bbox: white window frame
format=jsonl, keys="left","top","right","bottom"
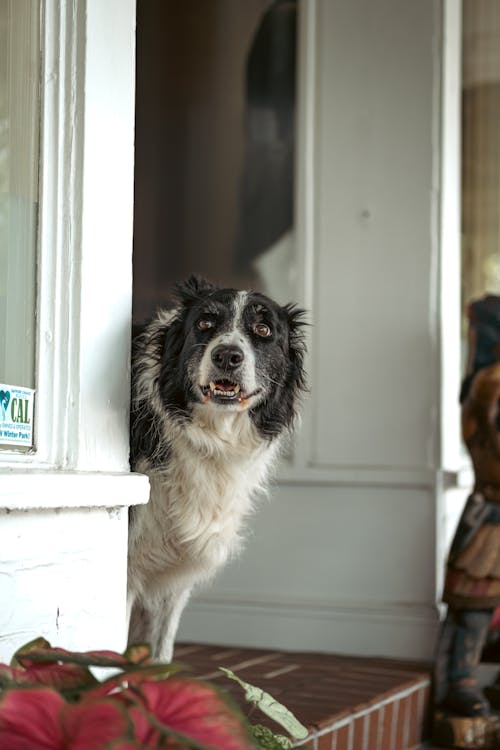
{"left": 439, "top": 0, "right": 463, "bottom": 477}
{"left": 0, "top": 0, "right": 149, "bottom": 507}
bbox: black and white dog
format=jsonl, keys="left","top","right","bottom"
{"left": 127, "top": 276, "right": 306, "bottom": 661}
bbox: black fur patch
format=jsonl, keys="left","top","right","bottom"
{"left": 130, "top": 276, "right": 307, "bottom": 467}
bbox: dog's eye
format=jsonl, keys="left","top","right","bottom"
{"left": 254, "top": 323, "right": 272, "bottom": 338}
{"left": 196, "top": 318, "right": 215, "bottom": 332}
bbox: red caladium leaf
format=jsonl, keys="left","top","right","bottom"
{"left": 16, "top": 646, "right": 138, "bottom": 670}
{"left": 0, "top": 686, "right": 66, "bottom": 749}
{"left": 85, "top": 663, "right": 182, "bottom": 701}
{"left": 2, "top": 641, "right": 258, "bottom": 750}
{"left": 61, "top": 697, "right": 132, "bottom": 750}
{"left": 14, "top": 638, "right": 151, "bottom": 669}
{"left": 0, "top": 661, "right": 97, "bottom": 694}
{"left": 12, "top": 639, "right": 152, "bottom": 683}
{"left": 0, "top": 687, "right": 133, "bottom": 750}
{"left": 130, "top": 679, "right": 255, "bottom": 750}
{"left": 0, "top": 664, "right": 27, "bottom": 688}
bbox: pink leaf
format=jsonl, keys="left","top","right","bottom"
{"left": 29, "top": 663, "right": 97, "bottom": 693}
{"left": 0, "top": 659, "right": 97, "bottom": 693}
{"left": 131, "top": 679, "right": 254, "bottom": 750}
{"left": 61, "top": 698, "right": 131, "bottom": 750}
{"left": 16, "top": 646, "right": 134, "bottom": 670}
{"left": 85, "top": 664, "right": 181, "bottom": 701}
{"left": 0, "top": 664, "right": 29, "bottom": 687}
{"left": 0, "top": 687, "right": 65, "bottom": 749}
{"left": 13, "top": 637, "right": 151, "bottom": 670}
{"left": 0, "top": 688, "right": 132, "bottom": 750}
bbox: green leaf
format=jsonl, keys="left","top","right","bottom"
{"left": 14, "top": 645, "right": 153, "bottom": 671}
{"left": 16, "top": 649, "right": 128, "bottom": 669}
{"left": 10, "top": 637, "right": 51, "bottom": 668}
{"left": 122, "top": 644, "right": 151, "bottom": 665}
{"left": 219, "top": 668, "right": 308, "bottom": 741}
{"left": 251, "top": 724, "right": 294, "bottom": 749}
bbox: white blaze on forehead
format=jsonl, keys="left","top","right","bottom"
{"left": 213, "top": 290, "right": 252, "bottom": 352}
{"left": 197, "top": 291, "right": 258, "bottom": 391}
{"left": 233, "top": 290, "right": 248, "bottom": 325}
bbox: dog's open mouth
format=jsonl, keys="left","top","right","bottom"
{"left": 201, "top": 379, "right": 243, "bottom": 402}
{"left": 200, "top": 380, "right": 259, "bottom": 404}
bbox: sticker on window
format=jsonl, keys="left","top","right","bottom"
{"left": 0, "top": 384, "right": 35, "bottom": 447}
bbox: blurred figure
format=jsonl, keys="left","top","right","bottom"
{"left": 435, "top": 295, "right": 500, "bottom": 719}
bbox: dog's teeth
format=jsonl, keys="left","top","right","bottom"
{"left": 209, "top": 381, "right": 216, "bottom": 392}
{"left": 234, "top": 385, "right": 240, "bottom": 393}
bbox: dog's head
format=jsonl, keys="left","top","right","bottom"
{"left": 138, "top": 276, "right": 307, "bottom": 439}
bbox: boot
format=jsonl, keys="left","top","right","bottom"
{"left": 444, "top": 678, "right": 490, "bottom": 717}
{"left": 434, "top": 608, "right": 493, "bottom": 717}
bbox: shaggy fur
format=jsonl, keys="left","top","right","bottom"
{"left": 128, "top": 276, "right": 306, "bottom": 661}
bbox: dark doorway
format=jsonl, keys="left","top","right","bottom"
{"left": 132, "top": 0, "right": 298, "bottom": 323}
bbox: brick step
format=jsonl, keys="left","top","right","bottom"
{"left": 173, "top": 643, "right": 432, "bottom": 749}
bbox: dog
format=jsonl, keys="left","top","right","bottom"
{"left": 127, "top": 276, "right": 306, "bottom": 661}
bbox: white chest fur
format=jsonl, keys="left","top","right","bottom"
{"left": 128, "top": 407, "right": 280, "bottom": 598}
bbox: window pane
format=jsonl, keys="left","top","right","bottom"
{"left": 0, "top": 0, "right": 40, "bottom": 390}
{"left": 133, "top": 0, "right": 298, "bottom": 321}
{"left": 462, "top": 0, "right": 500, "bottom": 315}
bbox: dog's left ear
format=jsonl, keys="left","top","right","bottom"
{"left": 174, "top": 275, "right": 217, "bottom": 306}
{"left": 283, "top": 303, "right": 308, "bottom": 394}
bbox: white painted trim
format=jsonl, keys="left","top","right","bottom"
{"left": 1, "top": 0, "right": 136, "bottom": 476}
{"left": 290, "top": 0, "right": 317, "bottom": 473}
{"left": 76, "top": 0, "right": 136, "bottom": 472}
{"left": 295, "top": 0, "right": 317, "bottom": 316}
{"left": 32, "top": 0, "right": 85, "bottom": 469}
{"left": 179, "top": 595, "right": 440, "bottom": 660}
{"left": 188, "top": 590, "right": 437, "bottom": 617}
{"left": 439, "top": 0, "right": 462, "bottom": 474}
{"left": 434, "top": 0, "right": 464, "bottom": 598}
{"left": 0, "top": 470, "right": 149, "bottom": 510}
{"left": 276, "top": 462, "right": 459, "bottom": 489}
{"left": 0, "top": 0, "right": 82, "bottom": 468}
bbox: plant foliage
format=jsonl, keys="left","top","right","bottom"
{"left": 0, "top": 639, "right": 311, "bottom": 750}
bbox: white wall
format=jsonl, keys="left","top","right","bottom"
{"left": 179, "top": 0, "right": 451, "bottom": 660}
{"left": 0, "top": 505, "right": 128, "bottom": 659}
{"left": 0, "top": 0, "right": 149, "bottom": 663}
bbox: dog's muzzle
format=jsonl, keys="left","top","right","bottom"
{"left": 199, "top": 344, "right": 262, "bottom": 405}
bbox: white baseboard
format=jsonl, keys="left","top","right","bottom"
{"left": 178, "top": 595, "right": 440, "bottom": 661}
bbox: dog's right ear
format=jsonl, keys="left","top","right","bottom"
{"left": 173, "top": 275, "right": 217, "bottom": 306}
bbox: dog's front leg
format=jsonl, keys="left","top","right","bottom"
{"left": 127, "top": 587, "right": 191, "bottom": 663}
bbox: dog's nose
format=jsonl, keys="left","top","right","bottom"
{"left": 211, "top": 344, "right": 244, "bottom": 370}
